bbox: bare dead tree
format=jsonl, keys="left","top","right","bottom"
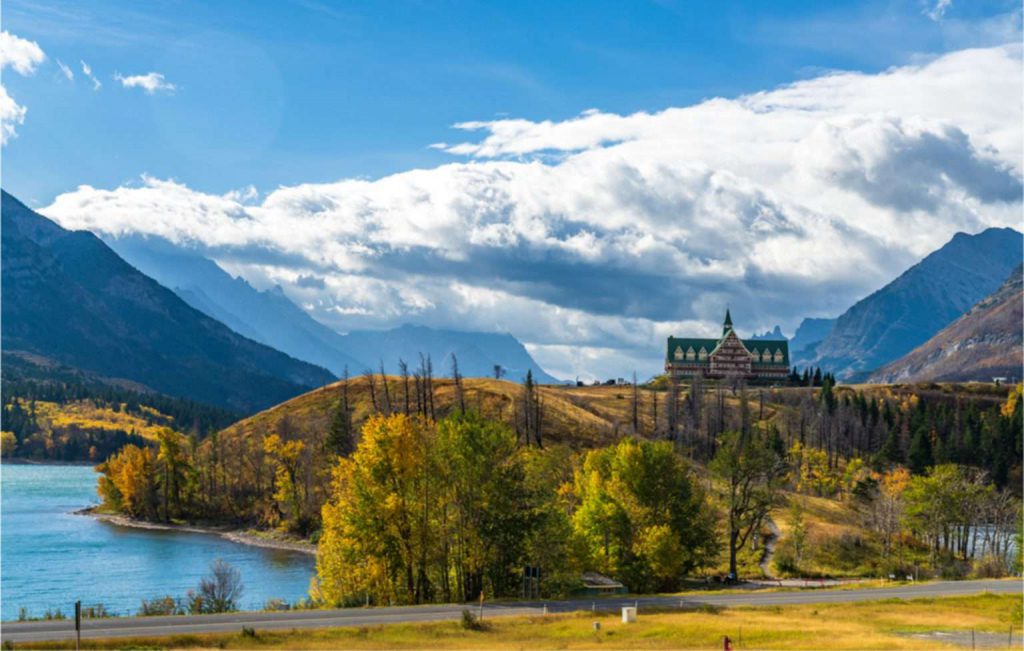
{"left": 521, "top": 370, "right": 543, "bottom": 447}
{"left": 398, "top": 359, "right": 410, "bottom": 415}
{"left": 667, "top": 376, "right": 680, "bottom": 443}
{"left": 413, "top": 371, "right": 423, "bottom": 416}
{"left": 426, "top": 354, "right": 436, "bottom": 420}
{"left": 365, "top": 369, "right": 378, "bottom": 413}
{"left": 631, "top": 371, "right": 640, "bottom": 435}
{"left": 379, "top": 360, "right": 392, "bottom": 414}
{"left": 650, "top": 385, "right": 658, "bottom": 437}
{"left": 451, "top": 353, "right": 465, "bottom": 412}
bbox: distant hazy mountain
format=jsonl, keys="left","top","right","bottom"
{"left": 102, "top": 237, "right": 560, "bottom": 383}
{"left": 806, "top": 227, "right": 1023, "bottom": 380}
{"left": 1, "top": 191, "right": 335, "bottom": 413}
{"left": 345, "top": 324, "right": 561, "bottom": 384}
{"left": 789, "top": 317, "right": 837, "bottom": 366}
{"left": 750, "top": 325, "right": 786, "bottom": 340}
{"left": 106, "top": 236, "right": 366, "bottom": 376}
{"left": 868, "top": 266, "right": 1023, "bottom": 384}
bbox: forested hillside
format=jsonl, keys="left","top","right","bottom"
{"left": 1, "top": 377, "right": 238, "bottom": 461}
{"left": 1, "top": 190, "right": 335, "bottom": 413}
{"left": 94, "top": 369, "right": 1021, "bottom": 602}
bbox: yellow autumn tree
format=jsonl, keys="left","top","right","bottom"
{"left": 871, "top": 466, "right": 910, "bottom": 559}
{"left": 263, "top": 433, "right": 308, "bottom": 532}
{"left": 1001, "top": 383, "right": 1022, "bottom": 418}
{"left": 316, "top": 413, "right": 435, "bottom": 606}
{"left": 97, "top": 444, "right": 157, "bottom": 519}
{"left": 0, "top": 431, "right": 16, "bottom": 457}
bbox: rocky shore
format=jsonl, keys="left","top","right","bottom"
{"left": 77, "top": 507, "right": 316, "bottom": 555}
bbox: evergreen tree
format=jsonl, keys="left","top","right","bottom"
{"left": 878, "top": 423, "right": 904, "bottom": 466}
{"left": 907, "top": 425, "right": 933, "bottom": 475}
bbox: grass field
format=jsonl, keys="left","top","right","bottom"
{"left": 19, "top": 593, "right": 1021, "bottom": 650}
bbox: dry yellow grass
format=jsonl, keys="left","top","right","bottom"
{"left": 21, "top": 593, "right": 1020, "bottom": 650}
{"left": 218, "top": 376, "right": 649, "bottom": 449}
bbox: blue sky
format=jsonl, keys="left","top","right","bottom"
{"left": 4, "top": 1, "right": 1022, "bottom": 380}
{"left": 4, "top": 0, "right": 1019, "bottom": 204}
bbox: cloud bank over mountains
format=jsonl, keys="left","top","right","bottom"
{"left": 43, "top": 44, "right": 1023, "bottom": 380}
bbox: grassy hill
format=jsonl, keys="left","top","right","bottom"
{"left": 218, "top": 375, "right": 1014, "bottom": 456}
{"left": 218, "top": 376, "right": 656, "bottom": 449}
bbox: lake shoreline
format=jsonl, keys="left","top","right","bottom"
{"left": 2, "top": 458, "right": 96, "bottom": 466}
{"left": 77, "top": 507, "right": 317, "bottom": 556}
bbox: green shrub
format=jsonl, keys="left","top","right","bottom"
{"left": 461, "top": 608, "right": 486, "bottom": 631}
{"left": 772, "top": 542, "right": 800, "bottom": 577}
{"left": 971, "top": 554, "right": 1009, "bottom": 578}
{"left": 140, "top": 595, "right": 182, "bottom": 616}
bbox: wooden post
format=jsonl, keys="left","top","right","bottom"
{"left": 74, "top": 600, "right": 81, "bottom": 651}
{"left": 478, "top": 591, "right": 484, "bottom": 621}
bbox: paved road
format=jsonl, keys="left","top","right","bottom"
{"left": 2, "top": 579, "right": 1018, "bottom": 644}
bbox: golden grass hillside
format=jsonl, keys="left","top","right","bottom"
{"left": 218, "top": 376, "right": 1012, "bottom": 451}
{"left": 218, "top": 376, "right": 662, "bottom": 449}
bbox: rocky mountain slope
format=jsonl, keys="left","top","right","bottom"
{"left": 868, "top": 266, "right": 1022, "bottom": 384}
{"left": 805, "top": 227, "right": 1022, "bottom": 380}
{"left": 789, "top": 317, "right": 837, "bottom": 366}
{"left": 1, "top": 191, "right": 335, "bottom": 413}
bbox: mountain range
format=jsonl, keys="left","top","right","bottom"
{"left": 103, "top": 235, "right": 560, "bottom": 383}
{"left": 788, "top": 318, "right": 837, "bottom": 366}
{"left": 1, "top": 191, "right": 335, "bottom": 414}
{"left": 799, "top": 227, "right": 1022, "bottom": 380}
{"left": 868, "top": 265, "right": 1023, "bottom": 384}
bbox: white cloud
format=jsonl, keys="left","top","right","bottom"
{"left": 43, "top": 44, "right": 1023, "bottom": 378}
{"left": 81, "top": 60, "right": 101, "bottom": 90}
{"left": 56, "top": 59, "right": 74, "bottom": 81}
{"left": 0, "top": 86, "right": 28, "bottom": 145}
{"left": 0, "top": 31, "right": 45, "bottom": 75}
{"left": 0, "top": 31, "right": 45, "bottom": 144}
{"left": 114, "top": 71, "right": 175, "bottom": 95}
{"left": 927, "top": 0, "right": 954, "bottom": 21}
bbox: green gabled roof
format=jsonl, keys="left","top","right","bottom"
{"left": 666, "top": 337, "right": 719, "bottom": 360}
{"left": 742, "top": 339, "right": 789, "bottom": 364}
{"left": 667, "top": 336, "right": 790, "bottom": 364}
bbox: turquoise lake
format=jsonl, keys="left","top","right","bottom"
{"left": 1, "top": 464, "right": 316, "bottom": 620}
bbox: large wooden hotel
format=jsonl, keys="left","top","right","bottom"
{"left": 665, "top": 310, "right": 789, "bottom": 383}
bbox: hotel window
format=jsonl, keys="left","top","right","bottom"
{"left": 686, "top": 347, "right": 696, "bottom": 361}
{"left": 774, "top": 349, "right": 784, "bottom": 363}
{"left": 674, "top": 346, "right": 684, "bottom": 360}
{"left": 698, "top": 347, "right": 708, "bottom": 360}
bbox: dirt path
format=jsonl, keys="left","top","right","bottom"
{"left": 759, "top": 515, "right": 781, "bottom": 578}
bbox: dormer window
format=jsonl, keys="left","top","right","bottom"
{"left": 686, "top": 346, "right": 696, "bottom": 361}
{"left": 774, "top": 349, "right": 784, "bottom": 363}
{"left": 762, "top": 350, "right": 772, "bottom": 363}
{"left": 674, "top": 346, "right": 684, "bottom": 360}
{"left": 698, "top": 347, "right": 708, "bottom": 360}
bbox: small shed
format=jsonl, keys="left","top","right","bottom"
{"left": 577, "top": 572, "right": 627, "bottom": 596}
